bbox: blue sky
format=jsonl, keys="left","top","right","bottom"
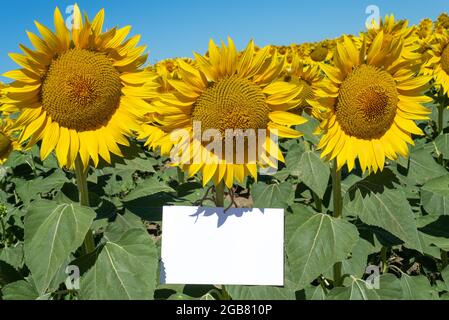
{"left": 0, "top": 0, "right": 447, "bottom": 79}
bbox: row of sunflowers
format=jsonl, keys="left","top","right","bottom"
{"left": 1, "top": 5, "right": 449, "bottom": 300}
{"left": 0, "top": 8, "right": 448, "bottom": 185}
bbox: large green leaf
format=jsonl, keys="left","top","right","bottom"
{"left": 227, "top": 263, "right": 296, "bottom": 300}
{"left": 327, "top": 276, "right": 381, "bottom": 300}
{"left": 303, "top": 285, "right": 327, "bottom": 300}
{"left": 286, "top": 149, "right": 330, "bottom": 198}
{"left": 0, "top": 261, "right": 22, "bottom": 286}
{"left": 252, "top": 182, "right": 294, "bottom": 208}
{"left": 286, "top": 211, "right": 358, "bottom": 290}
{"left": 14, "top": 170, "right": 68, "bottom": 204}
{"left": 80, "top": 228, "right": 158, "bottom": 300}
{"left": 104, "top": 210, "right": 146, "bottom": 243}
{"left": 227, "top": 285, "right": 295, "bottom": 300}
{"left": 123, "top": 177, "right": 175, "bottom": 202}
{"left": 435, "top": 133, "right": 449, "bottom": 159}
{"left": 441, "top": 266, "right": 449, "bottom": 287}
{"left": 421, "top": 175, "right": 449, "bottom": 215}
{"left": 345, "top": 188, "right": 422, "bottom": 251}
{"left": 296, "top": 114, "right": 320, "bottom": 145}
{"left": 399, "top": 274, "right": 436, "bottom": 300}
{"left": 24, "top": 200, "right": 96, "bottom": 295}
{"left": 0, "top": 244, "right": 24, "bottom": 269}
{"left": 1, "top": 280, "right": 39, "bottom": 300}
{"left": 404, "top": 149, "right": 446, "bottom": 185}
{"left": 326, "top": 274, "right": 402, "bottom": 300}
{"left": 342, "top": 238, "right": 378, "bottom": 278}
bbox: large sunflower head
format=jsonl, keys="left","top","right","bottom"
{"left": 0, "top": 6, "right": 155, "bottom": 170}
{"left": 425, "top": 30, "right": 449, "bottom": 95}
{"left": 314, "top": 33, "right": 431, "bottom": 173}
{"left": 0, "top": 117, "right": 21, "bottom": 164}
{"left": 149, "top": 38, "right": 306, "bottom": 187}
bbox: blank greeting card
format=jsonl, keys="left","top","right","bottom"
{"left": 160, "top": 206, "right": 284, "bottom": 286}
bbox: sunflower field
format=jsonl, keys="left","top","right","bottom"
{"left": 1, "top": 5, "right": 449, "bottom": 301}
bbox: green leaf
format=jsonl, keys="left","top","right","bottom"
{"left": 327, "top": 274, "right": 402, "bottom": 300}
{"left": 252, "top": 182, "right": 294, "bottom": 208}
{"left": 342, "top": 238, "right": 378, "bottom": 278}
{"left": 80, "top": 228, "right": 158, "bottom": 300}
{"left": 0, "top": 244, "right": 24, "bottom": 269}
{"left": 1, "top": 279, "right": 39, "bottom": 300}
{"left": 168, "top": 293, "right": 196, "bottom": 300}
{"left": 104, "top": 210, "right": 145, "bottom": 243}
{"left": 0, "top": 261, "right": 22, "bottom": 286}
{"left": 227, "top": 262, "right": 297, "bottom": 300}
{"left": 404, "top": 149, "right": 446, "bottom": 185}
{"left": 226, "top": 285, "right": 295, "bottom": 300}
{"left": 421, "top": 175, "right": 449, "bottom": 215}
{"left": 441, "top": 266, "right": 449, "bottom": 287}
{"left": 297, "top": 114, "right": 320, "bottom": 145}
{"left": 15, "top": 170, "right": 68, "bottom": 204}
{"left": 345, "top": 188, "right": 422, "bottom": 252}
{"left": 116, "top": 157, "right": 156, "bottom": 173}
{"left": 24, "top": 200, "right": 96, "bottom": 295}
{"left": 286, "top": 211, "right": 358, "bottom": 290}
{"left": 286, "top": 149, "right": 330, "bottom": 198}
{"left": 400, "top": 274, "right": 435, "bottom": 300}
{"left": 327, "top": 276, "right": 381, "bottom": 300}
{"left": 435, "top": 134, "right": 449, "bottom": 159}
{"left": 123, "top": 177, "right": 175, "bottom": 202}
{"left": 303, "top": 285, "right": 327, "bottom": 300}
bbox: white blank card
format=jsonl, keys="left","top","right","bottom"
{"left": 161, "top": 206, "right": 284, "bottom": 286}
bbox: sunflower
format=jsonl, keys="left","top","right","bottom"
{"left": 313, "top": 33, "right": 431, "bottom": 173}
{"left": 309, "top": 40, "right": 335, "bottom": 63}
{"left": 284, "top": 54, "right": 324, "bottom": 118}
{"left": 0, "top": 6, "right": 155, "bottom": 170}
{"left": 435, "top": 13, "right": 449, "bottom": 33}
{"left": 0, "top": 83, "right": 15, "bottom": 115}
{"left": 0, "top": 118, "right": 20, "bottom": 164}
{"left": 138, "top": 59, "right": 189, "bottom": 150}
{"left": 270, "top": 45, "right": 294, "bottom": 66}
{"left": 365, "top": 15, "right": 420, "bottom": 61}
{"left": 424, "top": 30, "right": 449, "bottom": 95}
{"left": 149, "top": 38, "right": 306, "bottom": 187}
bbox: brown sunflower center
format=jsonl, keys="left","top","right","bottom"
{"left": 192, "top": 76, "right": 270, "bottom": 137}
{"left": 0, "top": 132, "right": 12, "bottom": 158}
{"left": 310, "top": 45, "right": 328, "bottom": 62}
{"left": 41, "top": 49, "right": 122, "bottom": 131}
{"left": 441, "top": 45, "right": 449, "bottom": 74}
{"left": 336, "top": 64, "right": 398, "bottom": 139}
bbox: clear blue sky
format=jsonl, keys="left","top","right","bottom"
{"left": 0, "top": 0, "right": 447, "bottom": 80}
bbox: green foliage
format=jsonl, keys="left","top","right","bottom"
{"left": 1, "top": 104, "right": 449, "bottom": 301}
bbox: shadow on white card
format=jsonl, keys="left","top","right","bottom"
{"left": 189, "top": 207, "right": 262, "bottom": 228}
{"left": 161, "top": 206, "right": 284, "bottom": 286}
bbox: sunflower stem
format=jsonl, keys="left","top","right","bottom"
{"left": 74, "top": 157, "right": 95, "bottom": 255}
{"left": 215, "top": 181, "right": 225, "bottom": 208}
{"left": 312, "top": 191, "right": 323, "bottom": 213}
{"left": 381, "top": 246, "right": 389, "bottom": 273}
{"left": 331, "top": 159, "right": 343, "bottom": 287}
{"left": 0, "top": 218, "right": 7, "bottom": 245}
{"left": 441, "top": 250, "right": 449, "bottom": 270}
{"left": 177, "top": 167, "right": 185, "bottom": 184}
{"left": 437, "top": 104, "right": 445, "bottom": 136}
